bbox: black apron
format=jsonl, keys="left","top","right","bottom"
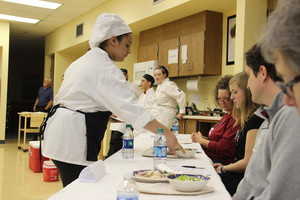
{"left": 40, "top": 105, "right": 112, "bottom": 161}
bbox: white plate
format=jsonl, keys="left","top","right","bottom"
{"left": 132, "top": 169, "right": 169, "bottom": 183}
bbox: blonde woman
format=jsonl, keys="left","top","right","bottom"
{"left": 214, "top": 72, "right": 264, "bottom": 196}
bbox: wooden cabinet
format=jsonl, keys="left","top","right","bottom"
{"left": 137, "top": 43, "right": 158, "bottom": 62}
{"left": 179, "top": 32, "right": 205, "bottom": 76}
{"left": 138, "top": 10, "right": 222, "bottom": 77}
{"left": 158, "top": 38, "right": 179, "bottom": 77}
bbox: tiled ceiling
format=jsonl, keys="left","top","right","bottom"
{"left": 0, "top": 0, "right": 107, "bottom": 39}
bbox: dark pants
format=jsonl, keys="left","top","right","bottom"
{"left": 106, "top": 131, "right": 123, "bottom": 158}
{"left": 36, "top": 105, "right": 50, "bottom": 113}
{"left": 52, "top": 159, "right": 86, "bottom": 187}
{"left": 220, "top": 172, "right": 244, "bottom": 196}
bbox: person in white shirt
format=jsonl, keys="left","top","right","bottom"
{"left": 133, "top": 74, "right": 156, "bottom": 136}
{"left": 139, "top": 74, "right": 155, "bottom": 112}
{"left": 107, "top": 68, "right": 141, "bottom": 158}
{"left": 152, "top": 66, "right": 186, "bottom": 128}
{"left": 41, "top": 13, "right": 183, "bottom": 187}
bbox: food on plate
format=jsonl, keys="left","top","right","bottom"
{"left": 134, "top": 170, "right": 168, "bottom": 179}
{"left": 175, "top": 175, "right": 201, "bottom": 181}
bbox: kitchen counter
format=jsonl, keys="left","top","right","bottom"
{"left": 183, "top": 115, "right": 221, "bottom": 123}
{"left": 180, "top": 115, "right": 221, "bottom": 135}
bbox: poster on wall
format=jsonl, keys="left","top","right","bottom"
{"left": 226, "top": 15, "right": 236, "bottom": 65}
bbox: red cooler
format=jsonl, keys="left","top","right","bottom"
{"left": 29, "top": 141, "right": 49, "bottom": 173}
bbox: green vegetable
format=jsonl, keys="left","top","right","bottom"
{"left": 175, "top": 175, "right": 201, "bottom": 181}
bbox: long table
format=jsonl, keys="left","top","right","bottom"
{"left": 48, "top": 133, "right": 231, "bottom": 200}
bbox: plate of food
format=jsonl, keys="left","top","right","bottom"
{"left": 133, "top": 169, "right": 169, "bottom": 183}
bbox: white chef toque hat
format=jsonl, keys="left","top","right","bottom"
{"left": 89, "top": 13, "right": 132, "bottom": 49}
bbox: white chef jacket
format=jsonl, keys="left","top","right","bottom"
{"left": 151, "top": 78, "right": 186, "bottom": 128}
{"left": 133, "top": 87, "right": 156, "bottom": 136}
{"left": 109, "top": 81, "right": 142, "bottom": 133}
{"left": 42, "top": 48, "right": 154, "bottom": 166}
{"left": 139, "top": 87, "right": 155, "bottom": 112}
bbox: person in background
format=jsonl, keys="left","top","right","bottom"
{"left": 42, "top": 13, "right": 183, "bottom": 187}
{"left": 191, "top": 75, "right": 241, "bottom": 165}
{"left": 233, "top": 45, "right": 300, "bottom": 200}
{"left": 133, "top": 74, "right": 156, "bottom": 136}
{"left": 258, "top": 0, "right": 300, "bottom": 115}
{"left": 214, "top": 72, "right": 263, "bottom": 196}
{"left": 33, "top": 77, "right": 53, "bottom": 112}
{"left": 139, "top": 74, "right": 155, "bottom": 112}
{"left": 151, "top": 66, "right": 186, "bottom": 128}
{"left": 107, "top": 68, "right": 142, "bottom": 158}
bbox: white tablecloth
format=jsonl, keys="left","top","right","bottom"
{"left": 49, "top": 133, "right": 231, "bottom": 200}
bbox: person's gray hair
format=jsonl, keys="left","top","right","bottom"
{"left": 258, "top": 0, "right": 300, "bottom": 74}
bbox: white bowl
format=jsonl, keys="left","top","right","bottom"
{"left": 175, "top": 148, "right": 197, "bottom": 158}
{"left": 167, "top": 174, "right": 209, "bottom": 192}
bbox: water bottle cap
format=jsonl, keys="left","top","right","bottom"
{"left": 126, "top": 124, "right": 132, "bottom": 128}
{"left": 157, "top": 128, "right": 164, "bottom": 133}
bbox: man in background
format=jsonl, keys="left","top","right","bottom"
{"left": 107, "top": 68, "right": 141, "bottom": 158}
{"left": 33, "top": 77, "right": 53, "bottom": 112}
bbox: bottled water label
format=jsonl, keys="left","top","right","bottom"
{"left": 153, "top": 146, "right": 167, "bottom": 158}
{"left": 117, "top": 196, "right": 139, "bottom": 200}
{"left": 172, "top": 125, "right": 179, "bottom": 131}
{"left": 123, "top": 139, "right": 133, "bottom": 149}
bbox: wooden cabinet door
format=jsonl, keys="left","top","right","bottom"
{"left": 179, "top": 32, "right": 205, "bottom": 76}
{"left": 158, "top": 38, "right": 179, "bottom": 77}
{"left": 178, "top": 34, "right": 191, "bottom": 76}
{"left": 190, "top": 31, "right": 205, "bottom": 75}
{"left": 137, "top": 43, "right": 158, "bottom": 62}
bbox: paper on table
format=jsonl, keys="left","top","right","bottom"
{"left": 78, "top": 160, "right": 106, "bottom": 183}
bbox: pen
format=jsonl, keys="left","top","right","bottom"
{"left": 182, "top": 165, "right": 205, "bottom": 169}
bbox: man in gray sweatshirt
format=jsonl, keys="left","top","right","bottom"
{"left": 233, "top": 45, "right": 300, "bottom": 200}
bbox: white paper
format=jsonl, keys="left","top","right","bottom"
{"left": 168, "top": 49, "right": 178, "bottom": 64}
{"left": 181, "top": 45, "right": 187, "bottom": 64}
{"left": 78, "top": 160, "right": 106, "bottom": 183}
{"left": 186, "top": 79, "right": 199, "bottom": 91}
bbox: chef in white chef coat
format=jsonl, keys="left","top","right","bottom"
{"left": 152, "top": 66, "right": 186, "bottom": 128}
{"left": 133, "top": 74, "right": 156, "bottom": 136}
{"left": 41, "top": 13, "right": 183, "bottom": 187}
{"left": 139, "top": 74, "right": 156, "bottom": 112}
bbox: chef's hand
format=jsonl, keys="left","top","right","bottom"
{"left": 176, "top": 113, "right": 185, "bottom": 119}
{"left": 165, "top": 132, "right": 185, "bottom": 155}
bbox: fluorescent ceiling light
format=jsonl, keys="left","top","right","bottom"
{"left": 3, "top": 0, "right": 62, "bottom": 9}
{"left": 0, "top": 14, "right": 39, "bottom": 23}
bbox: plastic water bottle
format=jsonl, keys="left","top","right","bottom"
{"left": 171, "top": 117, "right": 179, "bottom": 136}
{"left": 153, "top": 128, "right": 167, "bottom": 169}
{"left": 117, "top": 174, "right": 139, "bottom": 200}
{"left": 122, "top": 124, "right": 134, "bottom": 159}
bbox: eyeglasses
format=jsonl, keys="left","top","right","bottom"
{"left": 276, "top": 75, "right": 300, "bottom": 97}
{"left": 217, "top": 97, "right": 231, "bottom": 102}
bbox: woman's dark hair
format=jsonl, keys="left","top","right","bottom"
{"left": 155, "top": 66, "right": 169, "bottom": 78}
{"left": 99, "top": 33, "right": 131, "bottom": 50}
{"left": 214, "top": 75, "right": 233, "bottom": 105}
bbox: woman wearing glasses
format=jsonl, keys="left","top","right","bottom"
{"left": 259, "top": 0, "right": 300, "bottom": 114}
{"left": 191, "top": 75, "right": 241, "bottom": 165}
{"left": 213, "top": 72, "right": 263, "bottom": 196}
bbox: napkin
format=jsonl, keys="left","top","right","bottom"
{"left": 78, "top": 160, "right": 106, "bottom": 182}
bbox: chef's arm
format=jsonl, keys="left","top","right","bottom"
{"left": 144, "top": 119, "right": 184, "bottom": 154}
